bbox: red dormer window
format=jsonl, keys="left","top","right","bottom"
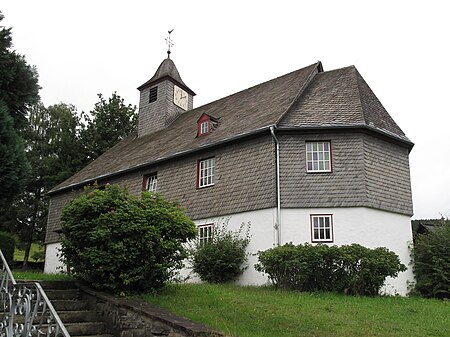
{"left": 200, "top": 120, "right": 210, "bottom": 135}
{"left": 197, "top": 113, "right": 219, "bottom": 137}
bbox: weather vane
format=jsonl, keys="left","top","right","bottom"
{"left": 166, "top": 29, "right": 174, "bottom": 58}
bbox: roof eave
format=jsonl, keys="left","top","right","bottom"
{"left": 137, "top": 75, "right": 196, "bottom": 96}
{"left": 48, "top": 125, "right": 275, "bottom": 196}
{"left": 277, "top": 124, "right": 414, "bottom": 151}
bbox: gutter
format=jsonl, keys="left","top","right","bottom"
{"left": 270, "top": 126, "right": 281, "bottom": 246}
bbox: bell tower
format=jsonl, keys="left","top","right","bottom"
{"left": 137, "top": 31, "right": 195, "bottom": 137}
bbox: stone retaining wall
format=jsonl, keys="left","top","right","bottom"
{"left": 77, "top": 283, "right": 224, "bottom": 337}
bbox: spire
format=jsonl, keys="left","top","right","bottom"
{"left": 165, "top": 29, "right": 174, "bottom": 58}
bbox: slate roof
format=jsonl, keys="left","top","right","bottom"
{"left": 50, "top": 61, "right": 412, "bottom": 194}
{"left": 137, "top": 57, "right": 195, "bottom": 95}
{"left": 50, "top": 62, "right": 320, "bottom": 194}
{"left": 279, "top": 66, "right": 410, "bottom": 142}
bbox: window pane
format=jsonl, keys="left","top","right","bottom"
{"left": 199, "top": 158, "right": 215, "bottom": 187}
{"left": 306, "top": 142, "right": 331, "bottom": 172}
{"left": 311, "top": 215, "right": 333, "bottom": 242}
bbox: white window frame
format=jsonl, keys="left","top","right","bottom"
{"left": 200, "top": 121, "right": 209, "bottom": 135}
{"left": 198, "top": 157, "right": 215, "bottom": 188}
{"left": 310, "top": 214, "right": 333, "bottom": 242}
{"left": 306, "top": 141, "right": 332, "bottom": 173}
{"left": 198, "top": 223, "right": 214, "bottom": 245}
{"left": 145, "top": 174, "right": 157, "bottom": 193}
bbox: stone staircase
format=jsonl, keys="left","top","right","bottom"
{"left": 40, "top": 281, "right": 114, "bottom": 337}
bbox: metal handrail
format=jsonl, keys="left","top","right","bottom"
{"left": 0, "top": 248, "right": 70, "bottom": 337}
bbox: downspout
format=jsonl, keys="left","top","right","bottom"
{"left": 270, "top": 126, "right": 281, "bottom": 246}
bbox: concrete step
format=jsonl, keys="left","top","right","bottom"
{"left": 44, "top": 289, "right": 80, "bottom": 300}
{"left": 36, "top": 280, "right": 77, "bottom": 290}
{"left": 71, "top": 335, "right": 114, "bottom": 337}
{"left": 51, "top": 299, "right": 90, "bottom": 311}
{"left": 57, "top": 311, "right": 101, "bottom": 323}
{"left": 64, "top": 322, "right": 108, "bottom": 336}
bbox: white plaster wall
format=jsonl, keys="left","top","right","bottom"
{"left": 178, "top": 208, "right": 278, "bottom": 285}
{"left": 44, "top": 242, "right": 66, "bottom": 274}
{"left": 45, "top": 206, "right": 413, "bottom": 295}
{"left": 281, "top": 207, "right": 414, "bottom": 295}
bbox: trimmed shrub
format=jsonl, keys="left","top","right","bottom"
{"left": 255, "top": 243, "right": 406, "bottom": 295}
{"left": 190, "top": 219, "right": 251, "bottom": 283}
{"left": 60, "top": 184, "right": 197, "bottom": 293}
{"left": 0, "top": 231, "right": 16, "bottom": 265}
{"left": 412, "top": 224, "right": 450, "bottom": 299}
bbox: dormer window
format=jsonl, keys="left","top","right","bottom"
{"left": 197, "top": 113, "right": 219, "bottom": 137}
{"left": 200, "top": 121, "right": 210, "bottom": 135}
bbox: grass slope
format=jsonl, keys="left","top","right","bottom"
{"left": 142, "top": 284, "right": 450, "bottom": 337}
{"left": 14, "top": 243, "right": 45, "bottom": 262}
{"left": 12, "top": 270, "right": 73, "bottom": 281}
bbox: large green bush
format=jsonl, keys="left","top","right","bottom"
{"left": 0, "top": 231, "right": 16, "bottom": 265}
{"left": 190, "top": 219, "right": 250, "bottom": 283}
{"left": 60, "top": 184, "right": 197, "bottom": 293}
{"left": 255, "top": 243, "right": 406, "bottom": 295}
{"left": 412, "top": 224, "right": 450, "bottom": 299}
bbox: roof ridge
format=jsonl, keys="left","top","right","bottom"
{"left": 274, "top": 61, "right": 323, "bottom": 126}
{"left": 188, "top": 62, "right": 322, "bottom": 115}
{"left": 351, "top": 66, "right": 367, "bottom": 126}
{"left": 354, "top": 68, "right": 408, "bottom": 139}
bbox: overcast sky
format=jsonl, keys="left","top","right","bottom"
{"left": 2, "top": 0, "right": 449, "bottom": 220}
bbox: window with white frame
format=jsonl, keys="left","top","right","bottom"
{"left": 200, "top": 121, "right": 209, "bottom": 135}
{"left": 310, "top": 214, "right": 333, "bottom": 242}
{"left": 198, "top": 157, "right": 215, "bottom": 188}
{"left": 306, "top": 141, "right": 331, "bottom": 172}
{"left": 145, "top": 174, "right": 157, "bottom": 192}
{"left": 198, "top": 223, "right": 214, "bottom": 245}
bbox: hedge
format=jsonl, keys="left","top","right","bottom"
{"left": 255, "top": 243, "right": 406, "bottom": 296}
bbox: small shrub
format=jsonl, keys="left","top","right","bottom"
{"left": 190, "top": 219, "right": 251, "bottom": 283}
{"left": 255, "top": 243, "right": 406, "bottom": 295}
{"left": 60, "top": 184, "right": 197, "bottom": 293}
{"left": 0, "top": 231, "right": 16, "bottom": 265}
{"left": 412, "top": 224, "right": 450, "bottom": 299}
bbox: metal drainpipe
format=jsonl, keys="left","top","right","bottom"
{"left": 270, "top": 126, "right": 281, "bottom": 246}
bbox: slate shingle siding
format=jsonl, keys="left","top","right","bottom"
{"left": 45, "top": 190, "right": 82, "bottom": 244}
{"left": 159, "top": 136, "right": 276, "bottom": 220}
{"left": 280, "top": 133, "right": 367, "bottom": 208}
{"left": 45, "top": 136, "right": 276, "bottom": 244}
{"left": 363, "top": 134, "right": 413, "bottom": 215}
{"left": 138, "top": 80, "right": 192, "bottom": 137}
{"left": 279, "top": 132, "right": 413, "bottom": 215}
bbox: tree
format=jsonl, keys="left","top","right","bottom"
{"left": 0, "top": 102, "right": 30, "bottom": 207}
{"left": 60, "top": 185, "right": 197, "bottom": 293}
{"left": 412, "top": 222, "right": 450, "bottom": 299}
{"left": 82, "top": 92, "right": 137, "bottom": 161}
{"left": 0, "top": 12, "right": 39, "bottom": 210}
{"left": 0, "top": 12, "right": 40, "bottom": 129}
{"left": 4, "top": 103, "right": 86, "bottom": 268}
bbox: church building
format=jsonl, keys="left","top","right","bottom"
{"left": 44, "top": 50, "right": 414, "bottom": 295}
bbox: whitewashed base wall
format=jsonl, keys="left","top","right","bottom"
{"left": 45, "top": 206, "right": 413, "bottom": 295}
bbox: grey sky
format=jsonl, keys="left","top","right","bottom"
{"left": 2, "top": 0, "right": 449, "bottom": 219}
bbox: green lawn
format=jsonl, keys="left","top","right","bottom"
{"left": 14, "top": 243, "right": 45, "bottom": 262}
{"left": 141, "top": 284, "right": 450, "bottom": 337}
{"left": 12, "top": 270, "right": 73, "bottom": 281}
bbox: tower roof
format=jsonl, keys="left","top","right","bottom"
{"left": 137, "top": 57, "right": 195, "bottom": 95}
